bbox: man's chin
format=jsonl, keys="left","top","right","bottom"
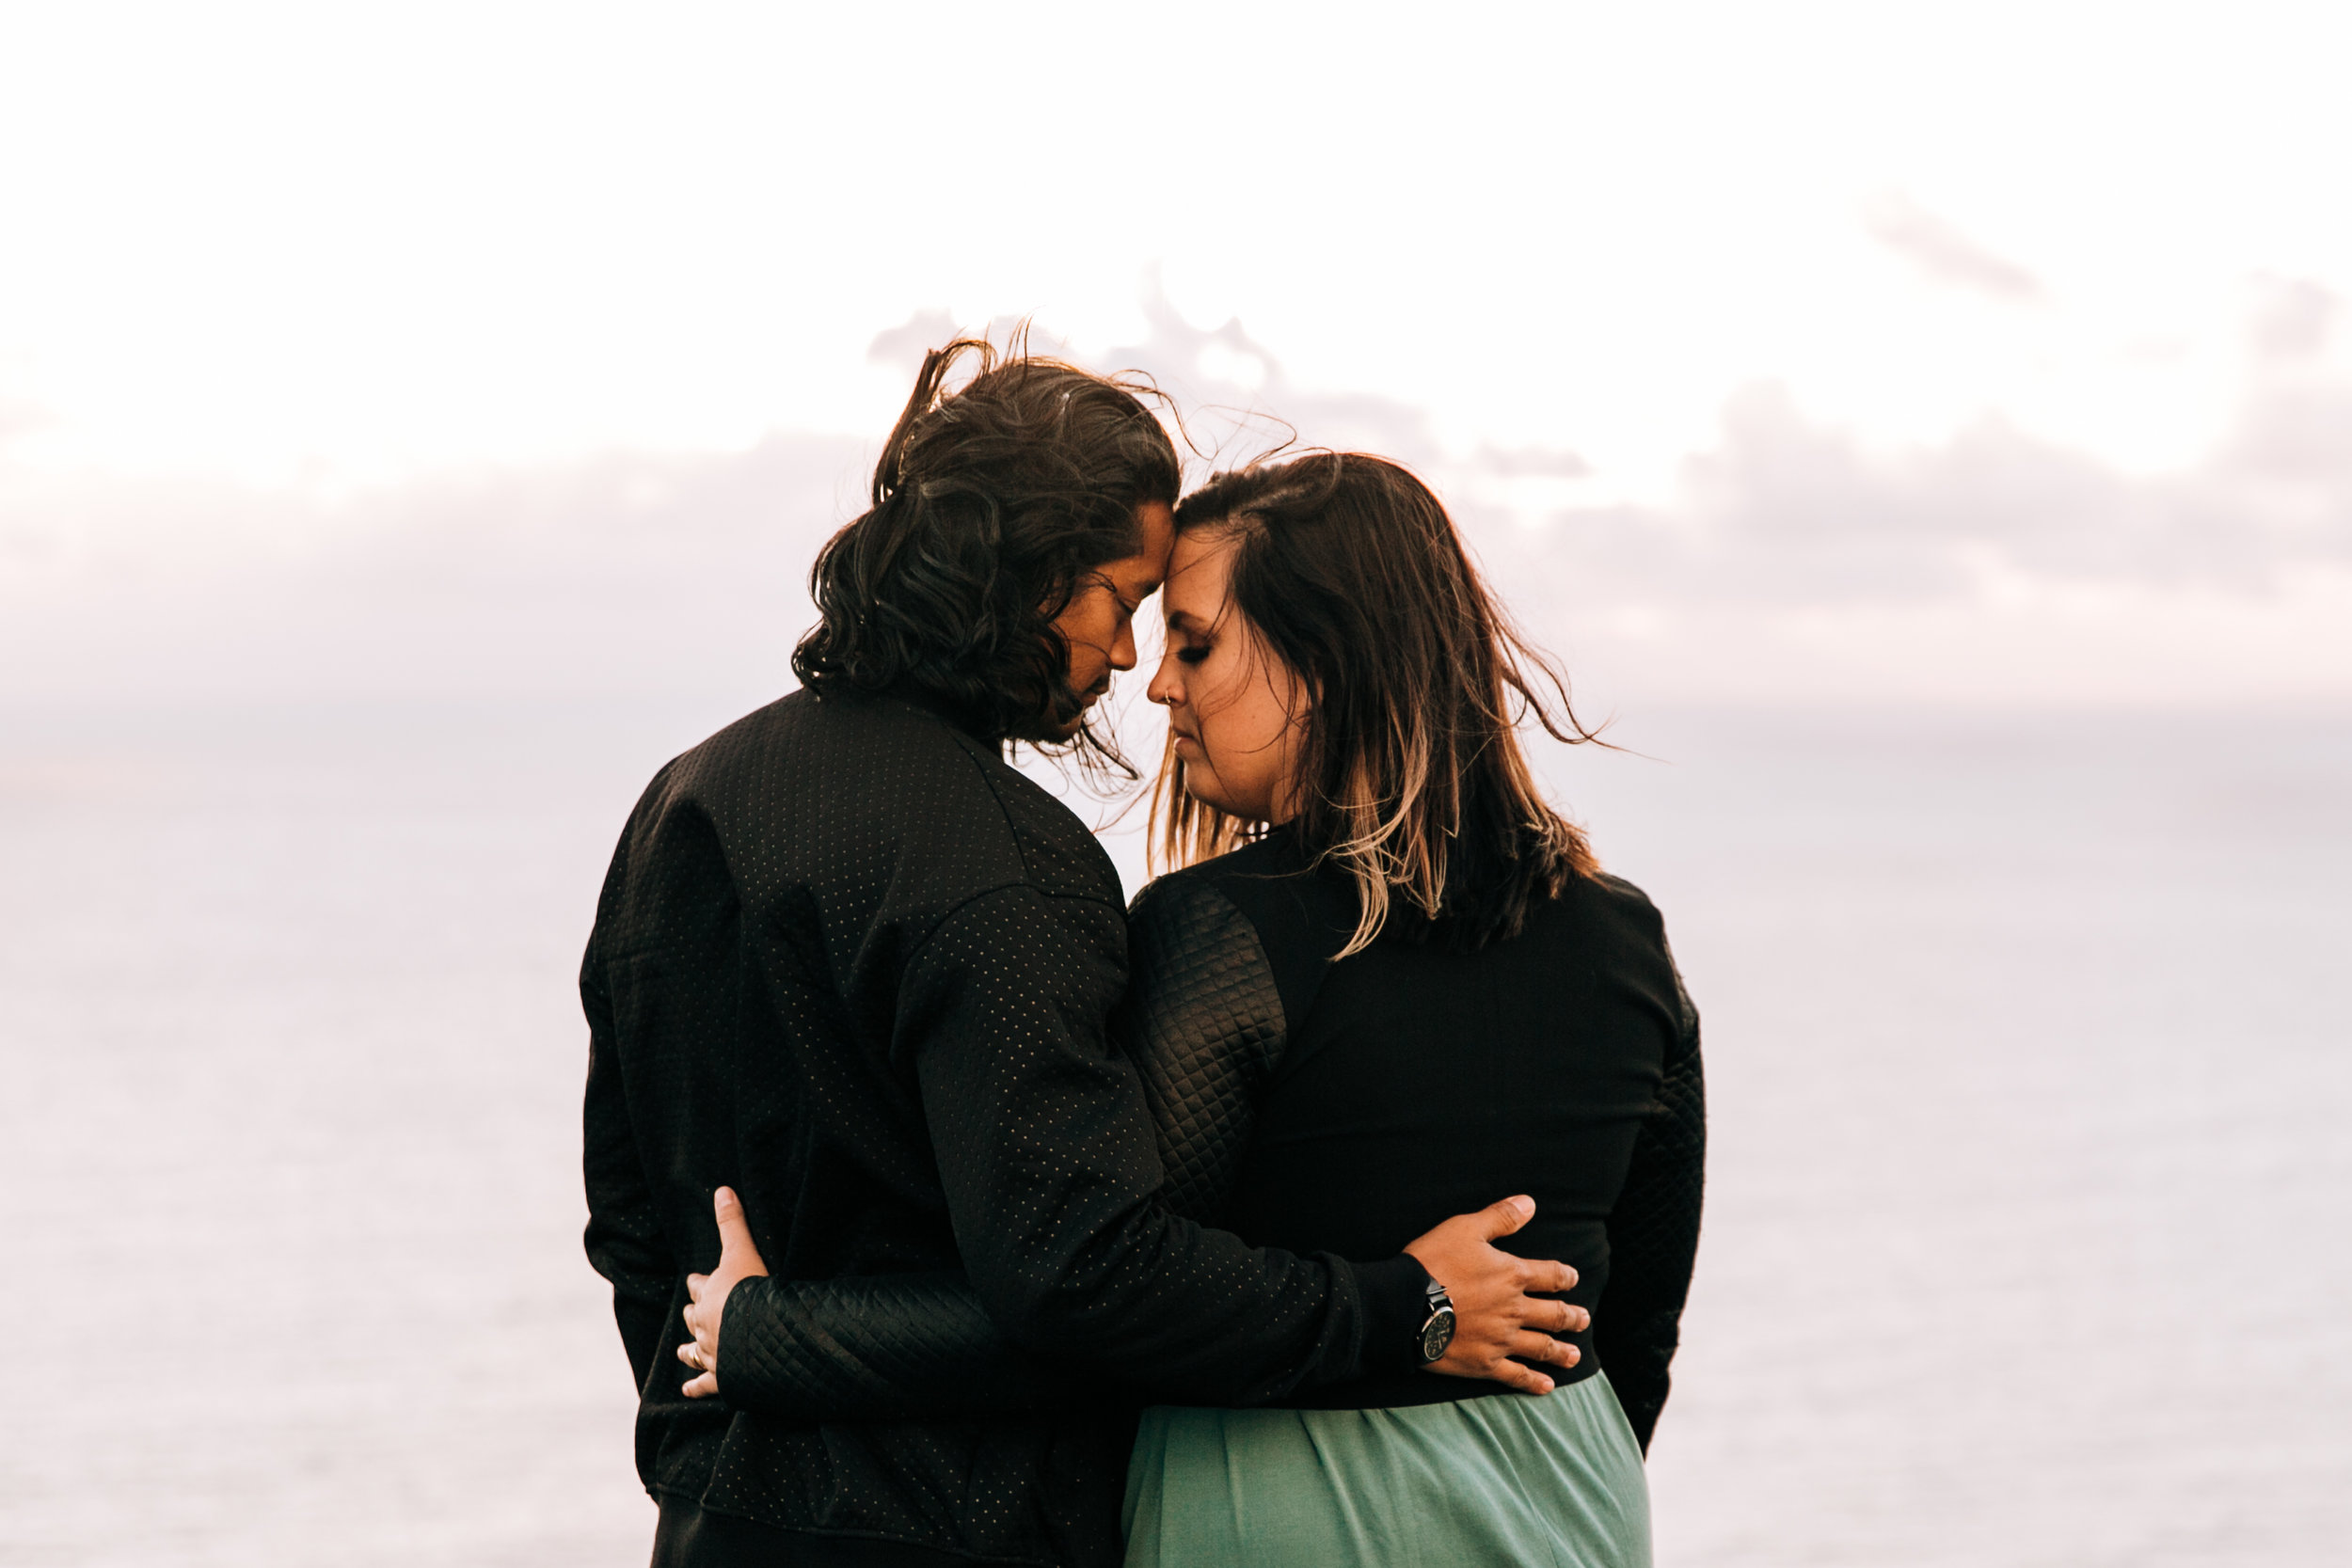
{"left": 1025, "top": 689, "right": 1105, "bottom": 745}
{"left": 1010, "top": 707, "right": 1088, "bottom": 746}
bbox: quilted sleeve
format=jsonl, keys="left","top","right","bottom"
{"left": 714, "top": 1272, "right": 1085, "bottom": 1421}
{"left": 705, "top": 876, "right": 1302, "bottom": 1418}
{"left": 1115, "top": 874, "right": 1288, "bottom": 1224}
{"left": 704, "top": 875, "right": 1305, "bottom": 1419}
{"left": 1592, "top": 962, "right": 1707, "bottom": 1455}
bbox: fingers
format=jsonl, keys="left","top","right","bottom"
{"left": 1522, "top": 1297, "right": 1589, "bottom": 1334}
{"left": 1483, "top": 1358, "right": 1555, "bottom": 1396}
{"left": 1510, "top": 1331, "right": 1582, "bottom": 1370}
{"left": 686, "top": 1273, "right": 707, "bottom": 1305}
{"left": 1517, "top": 1258, "right": 1578, "bottom": 1295}
{"left": 1471, "top": 1195, "right": 1536, "bottom": 1242}
{"left": 682, "top": 1370, "right": 717, "bottom": 1399}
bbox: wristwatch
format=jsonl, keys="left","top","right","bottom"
{"left": 1416, "top": 1275, "right": 1457, "bottom": 1364}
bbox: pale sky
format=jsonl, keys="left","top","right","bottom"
{"left": 4, "top": 0, "right": 2349, "bottom": 707}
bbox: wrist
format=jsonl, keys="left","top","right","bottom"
{"left": 1352, "top": 1254, "right": 1444, "bottom": 1370}
{"left": 1414, "top": 1275, "right": 1457, "bottom": 1365}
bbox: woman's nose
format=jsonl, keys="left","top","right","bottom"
{"left": 1145, "top": 653, "right": 1182, "bottom": 707}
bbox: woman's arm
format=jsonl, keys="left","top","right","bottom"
{"left": 688, "top": 875, "right": 1581, "bottom": 1415}
{"left": 677, "top": 877, "right": 1285, "bottom": 1418}
{"left": 674, "top": 1188, "right": 1079, "bottom": 1418}
{"left": 1113, "top": 875, "right": 1290, "bottom": 1222}
{"left": 1592, "top": 965, "right": 1707, "bottom": 1454}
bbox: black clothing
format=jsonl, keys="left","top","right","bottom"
{"left": 580, "top": 692, "right": 1428, "bottom": 1568}
{"left": 718, "top": 830, "right": 1706, "bottom": 1454}
{"left": 652, "top": 1498, "right": 974, "bottom": 1568}
{"left": 1162, "top": 833, "right": 1705, "bottom": 1434}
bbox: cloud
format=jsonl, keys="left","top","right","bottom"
{"left": 1863, "top": 192, "right": 2044, "bottom": 303}
{"left": 2247, "top": 275, "right": 2337, "bottom": 363}
{"left": 0, "top": 432, "right": 867, "bottom": 706}
{"left": 6, "top": 281, "right": 2348, "bottom": 712}
{"left": 866, "top": 309, "right": 961, "bottom": 374}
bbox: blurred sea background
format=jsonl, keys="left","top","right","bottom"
{"left": 6, "top": 691, "right": 2346, "bottom": 1566}
{"left": 7, "top": 5, "right": 2352, "bottom": 1564}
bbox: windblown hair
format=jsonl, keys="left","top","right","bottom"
{"left": 1153, "top": 452, "right": 1601, "bottom": 955}
{"left": 792, "top": 336, "right": 1180, "bottom": 761}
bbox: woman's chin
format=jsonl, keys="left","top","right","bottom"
{"left": 1183, "top": 782, "right": 1269, "bottom": 823}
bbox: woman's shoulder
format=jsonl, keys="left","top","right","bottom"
{"left": 1551, "top": 868, "right": 1694, "bottom": 1037}
{"left": 1579, "top": 868, "right": 1667, "bottom": 928}
{"left": 1130, "top": 832, "right": 1318, "bottom": 920}
{"left": 1514, "top": 866, "right": 1677, "bottom": 969}
{"left": 1132, "top": 834, "right": 1354, "bottom": 1036}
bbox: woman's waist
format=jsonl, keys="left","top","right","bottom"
{"left": 1227, "top": 1200, "right": 1613, "bottom": 1299}
{"left": 1265, "top": 1330, "right": 1601, "bottom": 1411}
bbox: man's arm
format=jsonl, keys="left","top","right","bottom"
{"left": 581, "top": 937, "right": 675, "bottom": 1398}
{"left": 901, "top": 881, "right": 1406, "bottom": 1405}
{"left": 706, "top": 875, "right": 1578, "bottom": 1417}
{"left": 696, "top": 876, "right": 1284, "bottom": 1420}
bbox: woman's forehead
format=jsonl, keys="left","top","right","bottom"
{"left": 1164, "top": 529, "right": 1236, "bottom": 609}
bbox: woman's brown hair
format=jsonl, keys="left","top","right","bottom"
{"left": 1153, "top": 452, "right": 1600, "bottom": 955}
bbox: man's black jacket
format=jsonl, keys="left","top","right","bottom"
{"left": 581, "top": 689, "right": 1427, "bottom": 1566}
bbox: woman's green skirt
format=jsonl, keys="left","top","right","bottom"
{"left": 1121, "top": 1372, "right": 1650, "bottom": 1568}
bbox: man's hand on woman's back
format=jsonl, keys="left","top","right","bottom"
{"left": 1406, "top": 1195, "right": 1587, "bottom": 1395}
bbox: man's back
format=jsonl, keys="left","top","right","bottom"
{"left": 585, "top": 688, "right": 1424, "bottom": 1565}
{"left": 582, "top": 689, "right": 1140, "bottom": 1564}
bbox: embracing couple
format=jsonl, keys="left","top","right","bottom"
{"left": 581, "top": 340, "right": 1705, "bottom": 1568}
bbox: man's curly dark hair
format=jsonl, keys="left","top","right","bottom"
{"left": 791, "top": 335, "right": 1180, "bottom": 766}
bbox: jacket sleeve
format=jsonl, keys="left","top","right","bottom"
{"left": 714, "top": 1272, "right": 1077, "bottom": 1420}
{"left": 1592, "top": 962, "right": 1707, "bottom": 1454}
{"left": 709, "top": 875, "right": 1306, "bottom": 1419}
{"left": 904, "top": 880, "right": 1426, "bottom": 1406}
{"left": 1115, "top": 877, "right": 1287, "bottom": 1224}
{"left": 581, "top": 926, "right": 676, "bottom": 1400}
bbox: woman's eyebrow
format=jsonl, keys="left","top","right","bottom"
{"left": 1164, "top": 607, "right": 1208, "bottom": 631}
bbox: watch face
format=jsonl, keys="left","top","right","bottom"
{"left": 1420, "top": 1311, "right": 1455, "bottom": 1363}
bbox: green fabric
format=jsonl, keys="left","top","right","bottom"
{"left": 1121, "top": 1371, "right": 1651, "bottom": 1567}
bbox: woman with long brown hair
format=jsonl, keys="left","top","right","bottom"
{"left": 680, "top": 451, "right": 1703, "bottom": 1567}
{"left": 1105, "top": 451, "right": 1700, "bottom": 1564}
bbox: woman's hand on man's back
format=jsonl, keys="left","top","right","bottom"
{"left": 1405, "top": 1196, "right": 1588, "bottom": 1395}
{"left": 677, "top": 1186, "right": 770, "bottom": 1399}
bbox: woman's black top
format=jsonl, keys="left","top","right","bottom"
{"left": 720, "top": 829, "right": 1706, "bottom": 1451}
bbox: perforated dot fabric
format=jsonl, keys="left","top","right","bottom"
{"left": 581, "top": 689, "right": 1385, "bottom": 1566}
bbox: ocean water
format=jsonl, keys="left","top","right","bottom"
{"left": 2, "top": 696, "right": 2346, "bottom": 1566}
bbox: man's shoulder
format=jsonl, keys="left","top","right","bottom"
{"left": 659, "top": 689, "right": 1120, "bottom": 912}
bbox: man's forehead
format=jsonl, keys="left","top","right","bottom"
{"left": 1109, "top": 546, "right": 1168, "bottom": 592}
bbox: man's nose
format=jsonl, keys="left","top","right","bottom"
{"left": 1108, "top": 616, "right": 1138, "bottom": 673}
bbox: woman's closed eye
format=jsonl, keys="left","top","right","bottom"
{"left": 1175, "top": 642, "right": 1212, "bottom": 665}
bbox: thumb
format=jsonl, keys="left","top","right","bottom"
{"left": 712, "top": 1186, "right": 769, "bottom": 1275}
{"left": 714, "top": 1187, "right": 751, "bottom": 1249}
{"left": 1474, "top": 1195, "right": 1536, "bottom": 1241}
